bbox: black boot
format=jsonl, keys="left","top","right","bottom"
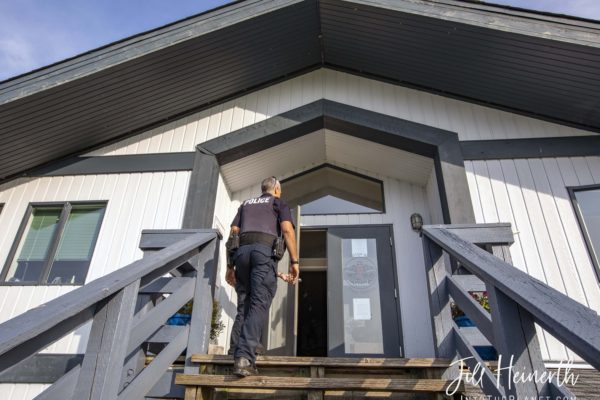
{"left": 233, "top": 357, "right": 259, "bottom": 377}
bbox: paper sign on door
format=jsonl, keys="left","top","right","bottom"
{"left": 351, "top": 239, "right": 368, "bottom": 257}
{"left": 353, "top": 298, "right": 371, "bottom": 320}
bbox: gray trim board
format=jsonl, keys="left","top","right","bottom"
{"left": 461, "top": 136, "right": 600, "bottom": 160}
{"left": 182, "top": 149, "right": 220, "bottom": 229}
{"left": 0, "top": 354, "right": 83, "bottom": 383}
{"left": 26, "top": 152, "right": 196, "bottom": 177}
{"left": 199, "top": 99, "right": 475, "bottom": 224}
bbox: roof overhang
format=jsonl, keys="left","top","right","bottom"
{"left": 1, "top": 0, "right": 599, "bottom": 181}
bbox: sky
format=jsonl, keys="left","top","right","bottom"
{"left": 1, "top": 0, "right": 600, "bottom": 82}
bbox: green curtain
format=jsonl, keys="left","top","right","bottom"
{"left": 54, "top": 206, "right": 104, "bottom": 261}
{"left": 17, "top": 208, "right": 61, "bottom": 261}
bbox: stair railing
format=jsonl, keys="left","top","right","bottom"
{"left": 422, "top": 223, "right": 600, "bottom": 398}
{"left": 0, "top": 229, "right": 220, "bottom": 400}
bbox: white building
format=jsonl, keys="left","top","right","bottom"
{"left": 0, "top": 1, "right": 599, "bottom": 398}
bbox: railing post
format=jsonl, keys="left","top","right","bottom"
{"left": 118, "top": 248, "right": 163, "bottom": 393}
{"left": 183, "top": 237, "right": 219, "bottom": 400}
{"left": 489, "top": 244, "right": 552, "bottom": 396}
{"left": 487, "top": 285, "right": 550, "bottom": 398}
{"left": 185, "top": 237, "right": 219, "bottom": 370}
{"left": 423, "top": 236, "right": 457, "bottom": 377}
{"left": 73, "top": 280, "right": 140, "bottom": 400}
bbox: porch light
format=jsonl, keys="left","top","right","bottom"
{"left": 410, "top": 213, "right": 423, "bottom": 232}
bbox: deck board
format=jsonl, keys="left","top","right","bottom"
{"left": 190, "top": 355, "right": 451, "bottom": 368}
{"left": 175, "top": 374, "right": 460, "bottom": 393}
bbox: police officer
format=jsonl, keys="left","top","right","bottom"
{"left": 225, "top": 176, "right": 299, "bottom": 377}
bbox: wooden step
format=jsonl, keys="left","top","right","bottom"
{"left": 175, "top": 374, "right": 461, "bottom": 393}
{"left": 190, "top": 354, "right": 451, "bottom": 369}
{"left": 217, "top": 388, "right": 435, "bottom": 399}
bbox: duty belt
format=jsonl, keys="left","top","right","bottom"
{"left": 239, "top": 232, "right": 277, "bottom": 247}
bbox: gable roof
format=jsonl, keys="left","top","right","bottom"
{"left": 1, "top": 0, "right": 599, "bottom": 182}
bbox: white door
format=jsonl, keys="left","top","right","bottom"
{"left": 265, "top": 207, "right": 300, "bottom": 355}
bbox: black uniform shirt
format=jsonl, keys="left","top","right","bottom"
{"left": 231, "top": 193, "right": 293, "bottom": 237}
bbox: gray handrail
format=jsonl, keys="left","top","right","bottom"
{"left": 0, "top": 231, "right": 216, "bottom": 374}
{"left": 423, "top": 225, "right": 600, "bottom": 369}
{"left": 421, "top": 224, "right": 600, "bottom": 398}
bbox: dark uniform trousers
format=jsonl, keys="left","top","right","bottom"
{"left": 230, "top": 243, "right": 278, "bottom": 364}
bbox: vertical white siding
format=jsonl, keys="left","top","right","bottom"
{"left": 211, "top": 173, "right": 237, "bottom": 350}
{"left": 84, "top": 69, "right": 591, "bottom": 157}
{"left": 465, "top": 156, "right": 600, "bottom": 362}
{"left": 0, "top": 384, "right": 50, "bottom": 400}
{"left": 223, "top": 165, "right": 438, "bottom": 357}
{"left": 0, "top": 171, "right": 191, "bottom": 357}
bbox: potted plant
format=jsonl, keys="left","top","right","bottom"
{"left": 210, "top": 300, "right": 226, "bottom": 343}
{"left": 166, "top": 299, "right": 225, "bottom": 345}
{"left": 167, "top": 300, "right": 193, "bottom": 326}
{"left": 452, "top": 291, "right": 497, "bottom": 360}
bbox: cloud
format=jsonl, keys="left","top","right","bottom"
{"left": 0, "top": 2, "right": 91, "bottom": 81}
{"left": 0, "top": 0, "right": 229, "bottom": 81}
{"left": 562, "top": 0, "right": 600, "bottom": 19}
{"left": 489, "top": 0, "right": 600, "bottom": 20}
{"left": 0, "top": 36, "right": 37, "bottom": 78}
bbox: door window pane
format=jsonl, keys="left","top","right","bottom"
{"left": 341, "top": 238, "right": 384, "bottom": 354}
{"left": 48, "top": 205, "right": 105, "bottom": 284}
{"left": 574, "top": 188, "right": 600, "bottom": 274}
{"left": 5, "top": 207, "right": 62, "bottom": 283}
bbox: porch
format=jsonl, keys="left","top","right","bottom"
{"left": 0, "top": 222, "right": 598, "bottom": 399}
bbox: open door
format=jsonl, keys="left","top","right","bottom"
{"left": 264, "top": 207, "right": 300, "bottom": 355}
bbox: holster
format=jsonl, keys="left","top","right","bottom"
{"left": 225, "top": 233, "right": 240, "bottom": 266}
{"left": 272, "top": 236, "right": 286, "bottom": 260}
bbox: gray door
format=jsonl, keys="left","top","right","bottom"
{"left": 327, "top": 226, "right": 402, "bottom": 357}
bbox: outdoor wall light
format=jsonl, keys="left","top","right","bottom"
{"left": 410, "top": 213, "right": 423, "bottom": 233}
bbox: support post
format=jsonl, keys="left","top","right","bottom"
{"left": 185, "top": 237, "right": 220, "bottom": 373}
{"left": 423, "top": 237, "right": 457, "bottom": 378}
{"left": 435, "top": 139, "right": 476, "bottom": 224}
{"left": 183, "top": 149, "right": 220, "bottom": 229}
{"left": 487, "top": 285, "right": 550, "bottom": 398}
{"left": 74, "top": 280, "right": 140, "bottom": 400}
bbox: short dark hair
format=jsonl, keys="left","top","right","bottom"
{"left": 261, "top": 176, "right": 280, "bottom": 193}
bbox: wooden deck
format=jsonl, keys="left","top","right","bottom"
{"left": 177, "top": 355, "right": 462, "bottom": 400}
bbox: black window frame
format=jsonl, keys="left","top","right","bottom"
{"left": 568, "top": 184, "right": 600, "bottom": 282}
{"left": 280, "top": 163, "right": 386, "bottom": 216}
{"left": 0, "top": 200, "right": 108, "bottom": 286}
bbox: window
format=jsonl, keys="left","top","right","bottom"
{"left": 1, "top": 202, "right": 107, "bottom": 285}
{"left": 570, "top": 186, "right": 600, "bottom": 281}
{"left": 281, "top": 165, "right": 384, "bottom": 215}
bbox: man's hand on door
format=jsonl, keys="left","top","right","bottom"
{"left": 288, "top": 262, "right": 299, "bottom": 285}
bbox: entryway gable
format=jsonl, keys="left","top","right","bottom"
{"left": 188, "top": 99, "right": 474, "bottom": 230}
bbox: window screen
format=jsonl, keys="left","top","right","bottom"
{"left": 7, "top": 207, "right": 62, "bottom": 283}
{"left": 3, "top": 202, "right": 106, "bottom": 285}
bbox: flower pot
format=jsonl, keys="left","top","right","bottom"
{"left": 167, "top": 313, "right": 191, "bottom": 326}
{"left": 474, "top": 346, "right": 497, "bottom": 361}
{"left": 454, "top": 316, "right": 475, "bottom": 327}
